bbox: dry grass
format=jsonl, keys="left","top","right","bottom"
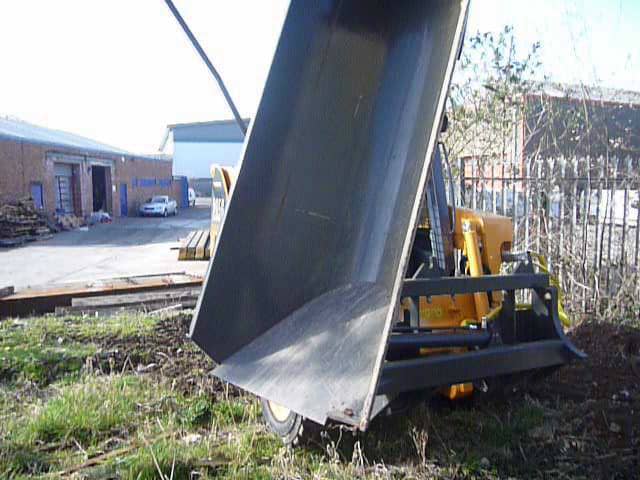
{"left": 1, "top": 311, "right": 638, "bottom": 479}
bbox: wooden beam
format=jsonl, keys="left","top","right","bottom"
{"left": 178, "top": 230, "right": 198, "bottom": 260}
{"left": 0, "top": 273, "right": 203, "bottom": 318}
{"left": 195, "top": 230, "right": 210, "bottom": 260}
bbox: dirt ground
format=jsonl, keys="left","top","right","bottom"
{"left": 68, "top": 315, "right": 640, "bottom": 478}
{"left": 1, "top": 312, "right": 638, "bottom": 479}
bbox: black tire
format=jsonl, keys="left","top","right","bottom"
{"left": 260, "top": 398, "right": 318, "bottom": 446}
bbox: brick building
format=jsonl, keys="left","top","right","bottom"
{"left": 458, "top": 84, "right": 640, "bottom": 184}
{"left": 0, "top": 117, "right": 184, "bottom": 217}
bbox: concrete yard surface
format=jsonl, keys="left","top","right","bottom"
{"left": 0, "top": 198, "right": 212, "bottom": 290}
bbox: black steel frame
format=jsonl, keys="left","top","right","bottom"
{"left": 378, "top": 273, "right": 585, "bottom": 396}
{"left": 402, "top": 273, "right": 549, "bottom": 297}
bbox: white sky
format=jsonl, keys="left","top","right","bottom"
{"left": 0, "top": 1, "right": 637, "bottom": 154}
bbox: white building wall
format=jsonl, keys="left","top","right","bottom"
{"left": 173, "top": 141, "right": 243, "bottom": 178}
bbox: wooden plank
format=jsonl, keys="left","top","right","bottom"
{"left": 189, "top": 231, "right": 200, "bottom": 246}
{"left": 187, "top": 230, "right": 204, "bottom": 260}
{"left": 0, "top": 273, "right": 203, "bottom": 318}
{"left": 178, "top": 230, "right": 198, "bottom": 260}
{"left": 195, "top": 229, "right": 210, "bottom": 260}
{"left": 58, "top": 297, "right": 198, "bottom": 316}
{"left": 72, "top": 287, "right": 201, "bottom": 308}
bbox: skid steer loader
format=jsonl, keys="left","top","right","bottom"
{"left": 189, "top": 0, "right": 584, "bottom": 444}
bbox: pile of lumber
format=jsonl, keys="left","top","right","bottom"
{"left": 0, "top": 198, "right": 52, "bottom": 246}
{"left": 55, "top": 213, "right": 86, "bottom": 231}
{"left": 0, "top": 272, "right": 203, "bottom": 318}
{"left": 178, "top": 229, "right": 211, "bottom": 261}
{"left": 56, "top": 287, "right": 201, "bottom": 316}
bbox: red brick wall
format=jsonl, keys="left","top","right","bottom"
{"left": 0, "top": 137, "right": 173, "bottom": 218}
{"left": 112, "top": 157, "right": 174, "bottom": 216}
{"left": 0, "top": 140, "right": 51, "bottom": 207}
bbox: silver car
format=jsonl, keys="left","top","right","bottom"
{"left": 139, "top": 195, "right": 178, "bottom": 217}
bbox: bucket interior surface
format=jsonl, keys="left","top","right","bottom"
{"left": 191, "top": 0, "right": 467, "bottom": 427}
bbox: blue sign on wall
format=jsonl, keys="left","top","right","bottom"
{"left": 132, "top": 177, "right": 172, "bottom": 188}
{"left": 138, "top": 178, "right": 157, "bottom": 187}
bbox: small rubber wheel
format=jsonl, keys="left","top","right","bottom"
{"left": 260, "top": 398, "right": 311, "bottom": 446}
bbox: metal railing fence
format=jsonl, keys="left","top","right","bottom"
{"left": 455, "top": 155, "right": 640, "bottom": 317}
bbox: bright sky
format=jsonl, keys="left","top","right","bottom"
{"left": 0, "top": 1, "right": 637, "bottom": 154}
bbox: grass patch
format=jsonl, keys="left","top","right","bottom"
{"left": 179, "top": 395, "right": 259, "bottom": 428}
{"left": 105, "top": 435, "right": 224, "bottom": 480}
{"left": 212, "top": 398, "right": 259, "bottom": 426}
{"left": 2, "top": 311, "right": 631, "bottom": 479}
{"left": 1, "top": 313, "right": 160, "bottom": 345}
{"left": 437, "top": 402, "right": 544, "bottom": 450}
{"left": 218, "top": 430, "right": 284, "bottom": 479}
{"left": 0, "top": 313, "right": 162, "bottom": 385}
{"left": 481, "top": 403, "right": 544, "bottom": 448}
{"left": 0, "top": 374, "right": 166, "bottom": 477}
{"left": 19, "top": 375, "right": 147, "bottom": 445}
{"left": 0, "top": 343, "right": 95, "bottom": 385}
{"left": 0, "top": 443, "right": 51, "bottom": 478}
{"left": 66, "top": 313, "right": 161, "bottom": 340}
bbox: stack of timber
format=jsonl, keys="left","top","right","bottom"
{"left": 55, "top": 213, "right": 86, "bottom": 231}
{"left": 0, "top": 272, "right": 203, "bottom": 318}
{"left": 178, "top": 230, "right": 211, "bottom": 261}
{"left": 56, "top": 287, "right": 201, "bottom": 316}
{"left": 0, "top": 198, "right": 52, "bottom": 246}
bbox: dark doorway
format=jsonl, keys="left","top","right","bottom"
{"left": 30, "top": 182, "right": 44, "bottom": 209}
{"left": 120, "top": 183, "right": 128, "bottom": 216}
{"left": 92, "top": 166, "right": 107, "bottom": 212}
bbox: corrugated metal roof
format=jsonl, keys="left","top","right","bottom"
{"left": 0, "top": 116, "right": 170, "bottom": 161}
{"left": 166, "top": 118, "right": 251, "bottom": 130}
{"left": 160, "top": 118, "right": 250, "bottom": 150}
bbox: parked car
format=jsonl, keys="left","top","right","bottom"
{"left": 188, "top": 188, "right": 197, "bottom": 207}
{"left": 139, "top": 196, "right": 178, "bottom": 217}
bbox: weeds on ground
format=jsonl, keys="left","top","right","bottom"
{"left": 1, "top": 311, "right": 636, "bottom": 479}
{"left": 1, "top": 313, "right": 159, "bottom": 345}
{"left": 0, "top": 313, "right": 160, "bottom": 385}
{"left": 0, "top": 371, "right": 260, "bottom": 478}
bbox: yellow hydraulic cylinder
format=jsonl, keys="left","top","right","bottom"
{"left": 462, "top": 220, "right": 490, "bottom": 319}
{"left": 441, "top": 382, "right": 474, "bottom": 400}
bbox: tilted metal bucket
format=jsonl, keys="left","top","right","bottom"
{"left": 191, "top": 0, "right": 469, "bottom": 430}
